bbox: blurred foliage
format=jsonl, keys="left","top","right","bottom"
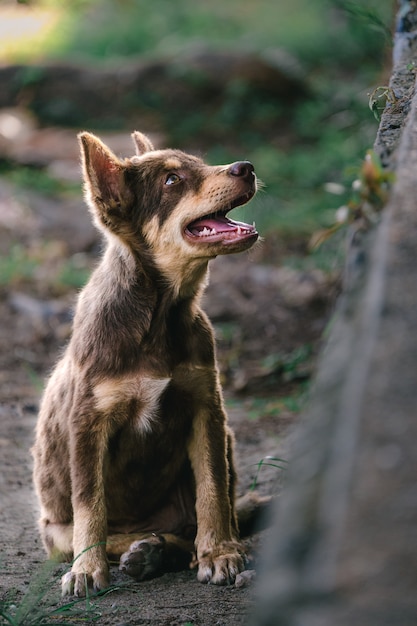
{"left": 310, "top": 149, "right": 394, "bottom": 249}
{"left": 0, "top": 0, "right": 393, "bottom": 237}
{"left": 0, "top": 243, "right": 90, "bottom": 291}
{"left": 0, "top": 162, "right": 78, "bottom": 196}
{"left": 0, "top": 244, "right": 38, "bottom": 285}
{"left": 29, "top": 0, "right": 391, "bottom": 71}
{"left": 0, "top": 0, "right": 394, "bottom": 425}
{"left": 227, "top": 382, "right": 310, "bottom": 420}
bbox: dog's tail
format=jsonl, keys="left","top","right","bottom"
{"left": 236, "top": 492, "right": 274, "bottom": 537}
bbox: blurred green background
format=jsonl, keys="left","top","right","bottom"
{"left": 0, "top": 0, "right": 392, "bottom": 240}
{"left": 0, "top": 0, "right": 394, "bottom": 436}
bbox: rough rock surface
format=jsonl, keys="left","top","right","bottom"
{"left": 252, "top": 7, "right": 417, "bottom": 625}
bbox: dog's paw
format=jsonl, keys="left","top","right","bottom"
{"left": 119, "top": 535, "right": 165, "bottom": 580}
{"left": 61, "top": 566, "right": 109, "bottom": 597}
{"left": 196, "top": 543, "right": 246, "bottom": 585}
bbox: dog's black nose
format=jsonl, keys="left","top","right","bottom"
{"left": 228, "top": 161, "right": 254, "bottom": 182}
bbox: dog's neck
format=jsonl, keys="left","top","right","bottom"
{"left": 104, "top": 236, "right": 209, "bottom": 305}
{"left": 72, "top": 239, "right": 211, "bottom": 378}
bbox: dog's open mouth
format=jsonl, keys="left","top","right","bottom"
{"left": 184, "top": 192, "right": 258, "bottom": 245}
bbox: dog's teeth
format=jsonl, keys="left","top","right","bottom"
{"left": 198, "top": 227, "right": 217, "bottom": 237}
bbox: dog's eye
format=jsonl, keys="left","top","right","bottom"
{"left": 165, "top": 173, "right": 181, "bottom": 186}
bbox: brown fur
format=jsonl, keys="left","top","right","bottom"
{"left": 32, "top": 131, "right": 259, "bottom": 596}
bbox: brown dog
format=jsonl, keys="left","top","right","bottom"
{"left": 32, "top": 131, "right": 259, "bottom": 596}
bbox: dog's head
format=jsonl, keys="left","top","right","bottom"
{"left": 79, "top": 131, "right": 259, "bottom": 293}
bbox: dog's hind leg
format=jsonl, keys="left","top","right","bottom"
{"left": 226, "top": 427, "right": 239, "bottom": 537}
{"left": 236, "top": 492, "right": 273, "bottom": 536}
{"left": 39, "top": 519, "right": 74, "bottom": 562}
{"left": 108, "top": 533, "right": 194, "bottom": 581}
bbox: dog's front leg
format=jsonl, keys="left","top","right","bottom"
{"left": 61, "top": 409, "right": 110, "bottom": 597}
{"left": 188, "top": 397, "right": 246, "bottom": 585}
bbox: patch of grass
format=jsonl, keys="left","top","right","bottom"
{"left": 227, "top": 383, "right": 310, "bottom": 422}
{"left": 250, "top": 455, "right": 288, "bottom": 491}
{"left": 261, "top": 345, "right": 312, "bottom": 382}
{"left": 0, "top": 166, "right": 78, "bottom": 197}
{"left": 248, "top": 388, "right": 309, "bottom": 419}
{"left": 0, "top": 244, "right": 90, "bottom": 292}
{"left": 0, "top": 559, "right": 97, "bottom": 625}
{"left": 0, "top": 556, "right": 139, "bottom": 626}
{"left": 0, "top": 245, "right": 38, "bottom": 286}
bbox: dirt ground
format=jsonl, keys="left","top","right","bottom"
{"left": 0, "top": 143, "right": 336, "bottom": 625}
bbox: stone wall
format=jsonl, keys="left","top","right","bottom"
{"left": 251, "top": 4, "right": 417, "bottom": 625}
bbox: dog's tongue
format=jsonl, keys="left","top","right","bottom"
{"left": 188, "top": 215, "right": 237, "bottom": 236}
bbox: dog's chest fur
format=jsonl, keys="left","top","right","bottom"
{"left": 93, "top": 374, "right": 171, "bottom": 433}
{"left": 68, "top": 256, "right": 215, "bottom": 452}
{"left": 72, "top": 270, "right": 215, "bottom": 438}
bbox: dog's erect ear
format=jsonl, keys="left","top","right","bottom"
{"left": 78, "top": 132, "right": 126, "bottom": 207}
{"left": 131, "top": 131, "right": 154, "bottom": 156}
